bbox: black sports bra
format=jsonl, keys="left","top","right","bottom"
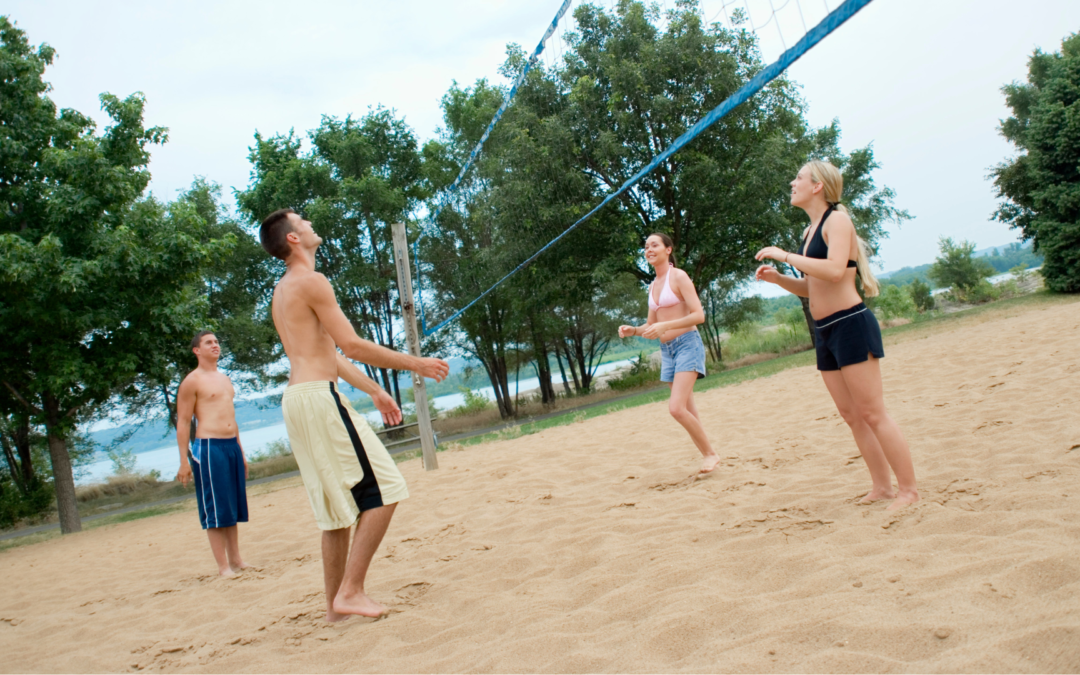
{"left": 799, "top": 207, "right": 858, "bottom": 268}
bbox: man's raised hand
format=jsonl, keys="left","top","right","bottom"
{"left": 416, "top": 357, "right": 450, "bottom": 383}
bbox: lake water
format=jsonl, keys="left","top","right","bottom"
{"left": 77, "top": 358, "right": 634, "bottom": 485}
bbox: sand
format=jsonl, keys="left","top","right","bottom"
{"left": 2, "top": 298, "right": 1079, "bottom": 673}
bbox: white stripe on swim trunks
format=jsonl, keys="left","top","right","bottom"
{"left": 817, "top": 306, "right": 869, "bottom": 329}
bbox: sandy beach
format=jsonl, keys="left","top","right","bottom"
{"left": 2, "top": 297, "right": 1079, "bottom": 673}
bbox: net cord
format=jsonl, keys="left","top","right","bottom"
{"left": 416, "top": 0, "right": 574, "bottom": 335}
{"left": 421, "top": 0, "right": 873, "bottom": 337}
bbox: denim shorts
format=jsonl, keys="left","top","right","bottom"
{"left": 659, "top": 329, "right": 707, "bottom": 382}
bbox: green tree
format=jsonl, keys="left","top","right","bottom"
{"left": 562, "top": 1, "right": 808, "bottom": 287}
{"left": 928, "top": 237, "right": 994, "bottom": 297}
{"left": 992, "top": 32, "right": 1080, "bottom": 292}
{"left": 238, "top": 107, "right": 427, "bottom": 403}
{"left": 699, "top": 278, "right": 763, "bottom": 363}
{"left": 559, "top": 2, "right": 906, "bottom": 343}
{"left": 0, "top": 18, "right": 229, "bottom": 532}
{"left": 123, "top": 179, "right": 281, "bottom": 435}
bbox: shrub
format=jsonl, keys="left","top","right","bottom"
{"left": 723, "top": 322, "right": 810, "bottom": 362}
{"left": 75, "top": 473, "right": 160, "bottom": 502}
{"left": 448, "top": 387, "right": 491, "bottom": 417}
{"left": 964, "top": 279, "right": 1002, "bottom": 304}
{"left": 106, "top": 447, "right": 138, "bottom": 475}
{"left": 247, "top": 454, "right": 298, "bottom": 480}
{"left": 607, "top": 352, "right": 660, "bottom": 391}
{"left": 0, "top": 477, "right": 54, "bottom": 529}
{"left": 250, "top": 438, "right": 291, "bottom": 462}
{"left": 1009, "top": 264, "right": 1032, "bottom": 284}
{"left": 908, "top": 279, "right": 935, "bottom": 312}
{"left": 875, "top": 284, "right": 917, "bottom": 320}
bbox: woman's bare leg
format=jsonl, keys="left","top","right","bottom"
{"left": 668, "top": 372, "right": 719, "bottom": 473}
{"left": 820, "top": 370, "right": 895, "bottom": 502}
{"left": 840, "top": 358, "right": 918, "bottom": 510}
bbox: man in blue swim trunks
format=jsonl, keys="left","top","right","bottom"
{"left": 176, "top": 331, "right": 251, "bottom": 577}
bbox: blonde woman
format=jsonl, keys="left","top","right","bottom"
{"left": 754, "top": 161, "right": 918, "bottom": 510}
{"left": 619, "top": 233, "right": 720, "bottom": 474}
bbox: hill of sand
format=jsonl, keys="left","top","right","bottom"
{"left": 2, "top": 297, "right": 1079, "bottom": 673}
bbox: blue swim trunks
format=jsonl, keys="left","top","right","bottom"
{"left": 189, "top": 437, "right": 248, "bottom": 530}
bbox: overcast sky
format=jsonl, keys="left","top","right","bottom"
{"left": 5, "top": 0, "right": 1079, "bottom": 275}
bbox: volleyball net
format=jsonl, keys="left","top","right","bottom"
{"left": 415, "top": 0, "right": 875, "bottom": 337}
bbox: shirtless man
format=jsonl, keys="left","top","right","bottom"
{"left": 260, "top": 208, "right": 449, "bottom": 622}
{"left": 176, "top": 331, "right": 250, "bottom": 577}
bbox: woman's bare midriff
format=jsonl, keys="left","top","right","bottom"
{"left": 655, "top": 305, "right": 696, "bottom": 343}
{"left": 807, "top": 267, "right": 864, "bottom": 320}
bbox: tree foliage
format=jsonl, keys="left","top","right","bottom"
{"left": 0, "top": 17, "right": 232, "bottom": 532}
{"left": 928, "top": 237, "right": 994, "bottom": 296}
{"left": 993, "top": 31, "right": 1080, "bottom": 292}
{"left": 238, "top": 107, "right": 427, "bottom": 403}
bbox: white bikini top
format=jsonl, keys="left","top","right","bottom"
{"left": 648, "top": 264, "right": 680, "bottom": 311}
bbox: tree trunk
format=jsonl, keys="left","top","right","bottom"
{"left": 162, "top": 383, "right": 178, "bottom": 430}
{"left": 799, "top": 296, "right": 816, "bottom": 347}
{"left": 496, "top": 356, "right": 514, "bottom": 418}
{"left": 561, "top": 341, "right": 582, "bottom": 393}
{"left": 1, "top": 432, "right": 24, "bottom": 494}
{"left": 528, "top": 320, "right": 556, "bottom": 405}
{"left": 14, "top": 416, "right": 34, "bottom": 486}
{"left": 43, "top": 394, "right": 81, "bottom": 534}
{"left": 553, "top": 347, "right": 571, "bottom": 395}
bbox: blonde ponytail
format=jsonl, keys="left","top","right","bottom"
{"left": 855, "top": 235, "right": 879, "bottom": 297}
{"left": 804, "top": 162, "right": 880, "bottom": 297}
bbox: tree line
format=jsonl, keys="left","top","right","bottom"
{"left": 4, "top": 7, "right": 1075, "bottom": 534}
{"left": 0, "top": 3, "right": 908, "bottom": 533}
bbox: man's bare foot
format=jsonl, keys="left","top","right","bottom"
{"left": 886, "top": 489, "right": 920, "bottom": 511}
{"left": 859, "top": 488, "right": 896, "bottom": 504}
{"left": 699, "top": 454, "right": 721, "bottom": 474}
{"left": 332, "top": 591, "right": 387, "bottom": 618}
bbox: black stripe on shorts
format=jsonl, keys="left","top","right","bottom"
{"left": 329, "top": 382, "right": 385, "bottom": 512}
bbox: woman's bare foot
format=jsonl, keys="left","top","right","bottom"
{"left": 859, "top": 488, "right": 896, "bottom": 504}
{"left": 229, "top": 561, "right": 253, "bottom": 574}
{"left": 325, "top": 610, "right": 353, "bottom": 624}
{"left": 332, "top": 590, "right": 388, "bottom": 619}
{"left": 699, "top": 454, "right": 721, "bottom": 474}
{"left": 218, "top": 567, "right": 237, "bottom": 577}
{"left": 886, "top": 489, "right": 920, "bottom": 511}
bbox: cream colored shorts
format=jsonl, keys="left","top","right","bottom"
{"left": 281, "top": 381, "right": 408, "bottom": 530}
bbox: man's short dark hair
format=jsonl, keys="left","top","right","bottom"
{"left": 191, "top": 331, "right": 216, "bottom": 350}
{"left": 260, "top": 208, "right": 295, "bottom": 261}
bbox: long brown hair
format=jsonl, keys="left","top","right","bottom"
{"left": 647, "top": 232, "right": 676, "bottom": 267}
{"left": 803, "top": 161, "right": 880, "bottom": 297}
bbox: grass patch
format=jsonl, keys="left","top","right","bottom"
{"left": 455, "top": 348, "right": 819, "bottom": 448}
{"left": 434, "top": 290, "right": 1080, "bottom": 453}
{"left": 0, "top": 501, "right": 188, "bottom": 553}
{"left": 722, "top": 323, "right": 811, "bottom": 362}
{"left": 881, "top": 289, "right": 1079, "bottom": 342}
